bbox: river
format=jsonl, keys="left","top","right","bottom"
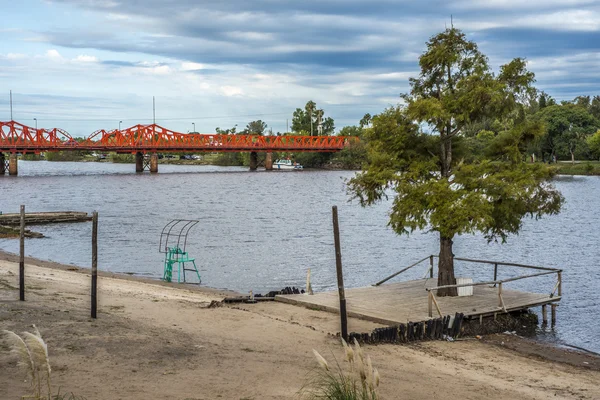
{"left": 0, "top": 160, "right": 598, "bottom": 352}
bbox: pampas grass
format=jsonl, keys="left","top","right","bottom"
{"left": 302, "top": 338, "right": 380, "bottom": 400}
{"left": 2, "top": 326, "right": 84, "bottom": 400}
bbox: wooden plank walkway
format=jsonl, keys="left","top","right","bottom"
{"left": 276, "top": 279, "right": 559, "bottom": 326}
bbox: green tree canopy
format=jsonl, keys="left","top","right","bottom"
{"left": 534, "top": 103, "right": 600, "bottom": 161}
{"left": 588, "top": 130, "right": 600, "bottom": 160}
{"left": 244, "top": 120, "right": 268, "bottom": 135}
{"left": 348, "top": 28, "right": 563, "bottom": 296}
{"left": 292, "top": 101, "right": 335, "bottom": 135}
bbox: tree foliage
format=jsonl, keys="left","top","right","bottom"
{"left": 348, "top": 28, "right": 563, "bottom": 296}
{"left": 292, "top": 101, "right": 335, "bottom": 135}
{"left": 244, "top": 120, "right": 268, "bottom": 135}
{"left": 533, "top": 104, "right": 600, "bottom": 160}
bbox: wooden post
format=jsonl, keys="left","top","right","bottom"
{"left": 497, "top": 282, "right": 507, "bottom": 312}
{"left": 542, "top": 305, "right": 548, "bottom": 325}
{"left": 428, "top": 291, "right": 433, "bottom": 317}
{"left": 91, "top": 211, "right": 98, "bottom": 319}
{"left": 429, "top": 255, "right": 434, "bottom": 278}
{"left": 493, "top": 263, "right": 498, "bottom": 287}
{"left": 557, "top": 271, "right": 562, "bottom": 297}
{"left": 551, "top": 304, "right": 557, "bottom": 326}
{"left": 19, "top": 205, "right": 25, "bottom": 301}
{"left": 332, "top": 206, "right": 348, "bottom": 342}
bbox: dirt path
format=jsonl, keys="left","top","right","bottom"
{"left": 1, "top": 260, "right": 599, "bottom": 400}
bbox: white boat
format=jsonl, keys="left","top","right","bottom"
{"left": 273, "top": 159, "right": 303, "bottom": 171}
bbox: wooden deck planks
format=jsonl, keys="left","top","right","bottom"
{"left": 276, "top": 279, "right": 558, "bottom": 325}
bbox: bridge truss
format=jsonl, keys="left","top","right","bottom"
{"left": 0, "top": 121, "right": 357, "bottom": 153}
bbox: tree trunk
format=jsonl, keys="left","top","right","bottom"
{"left": 571, "top": 150, "right": 575, "bottom": 165}
{"left": 437, "top": 235, "right": 457, "bottom": 297}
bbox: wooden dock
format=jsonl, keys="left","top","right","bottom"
{"left": 0, "top": 211, "right": 92, "bottom": 226}
{"left": 276, "top": 279, "right": 560, "bottom": 326}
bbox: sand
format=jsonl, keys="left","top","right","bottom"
{"left": 1, "top": 257, "right": 599, "bottom": 400}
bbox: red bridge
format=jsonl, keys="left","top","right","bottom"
{"left": 0, "top": 120, "right": 358, "bottom": 174}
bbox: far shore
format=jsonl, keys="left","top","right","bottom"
{"left": 16, "top": 157, "right": 600, "bottom": 175}
{"left": 1, "top": 249, "right": 599, "bottom": 399}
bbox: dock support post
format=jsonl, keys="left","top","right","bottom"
{"left": 9, "top": 153, "right": 18, "bottom": 176}
{"left": 150, "top": 153, "right": 158, "bottom": 173}
{"left": 135, "top": 152, "right": 144, "bottom": 172}
{"left": 249, "top": 151, "right": 258, "bottom": 171}
{"left": 551, "top": 304, "right": 557, "bottom": 327}
{"left": 91, "top": 211, "right": 98, "bottom": 319}
{"left": 542, "top": 305, "right": 548, "bottom": 325}
{"left": 0, "top": 153, "right": 5, "bottom": 174}
{"left": 19, "top": 205, "right": 25, "bottom": 301}
{"left": 332, "top": 205, "right": 348, "bottom": 342}
{"left": 265, "top": 152, "right": 273, "bottom": 170}
{"left": 428, "top": 291, "right": 433, "bottom": 317}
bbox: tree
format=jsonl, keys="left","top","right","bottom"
{"left": 590, "top": 96, "right": 600, "bottom": 120}
{"left": 359, "top": 113, "right": 372, "bottom": 128}
{"left": 534, "top": 104, "right": 600, "bottom": 161}
{"left": 573, "top": 95, "right": 591, "bottom": 109}
{"left": 588, "top": 130, "right": 600, "bottom": 160}
{"left": 216, "top": 126, "right": 237, "bottom": 135}
{"left": 348, "top": 28, "right": 563, "bottom": 297}
{"left": 245, "top": 120, "right": 267, "bottom": 135}
{"left": 291, "top": 101, "right": 335, "bottom": 135}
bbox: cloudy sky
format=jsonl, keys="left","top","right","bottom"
{"left": 2, "top": 0, "right": 600, "bottom": 136}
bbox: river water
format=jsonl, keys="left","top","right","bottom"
{"left": 1, "top": 161, "right": 599, "bottom": 352}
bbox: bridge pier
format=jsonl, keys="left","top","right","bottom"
{"left": 135, "top": 152, "right": 144, "bottom": 173}
{"left": 249, "top": 151, "right": 258, "bottom": 171}
{"left": 265, "top": 152, "right": 273, "bottom": 170}
{"left": 8, "top": 153, "right": 18, "bottom": 176}
{"left": 150, "top": 153, "right": 158, "bottom": 173}
{"left": 0, "top": 153, "right": 5, "bottom": 175}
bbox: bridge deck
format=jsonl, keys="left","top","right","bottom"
{"left": 276, "top": 279, "right": 557, "bottom": 325}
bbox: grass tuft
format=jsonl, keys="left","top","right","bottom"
{"left": 301, "top": 338, "right": 380, "bottom": 400}
{"left": 2, "top": 327, "right": 86, "bottom": 400}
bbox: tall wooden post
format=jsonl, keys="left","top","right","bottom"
{"left": 91, "top": 211, "right": 98, "bottom": 318}
{"left": 429, "top": 255, "right": 434, "bottom": 278}
{"left": 332, "top": 206, "right": 348, "bottom": 341}
{"left": 19, "top": 205, "right": 25, "bottom": 301}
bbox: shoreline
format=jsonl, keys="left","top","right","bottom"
{"left": 1, "top": 255, "right": 599, "bottom": 398}
{"left": 1, "top": 248, "right": 598, "bottom": 370}
{"left": 0, "top": 248, "right": 240, "bottom": 298}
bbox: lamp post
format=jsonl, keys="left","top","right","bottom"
{"left": 119, "top": 120, "right": 122, "bottom": 130}
{"left": 192, "top": 122, "right": 195, "bottom": 133}
{"left": 33, "top": 118, "right": 37, "bottom": 130}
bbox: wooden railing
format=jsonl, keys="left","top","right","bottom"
{"left": 373, "top": 255, "right": 562, "bottom": 318}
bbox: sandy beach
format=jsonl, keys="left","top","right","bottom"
{"left": 1, "top": 254, "right": 599, "bottom": 400}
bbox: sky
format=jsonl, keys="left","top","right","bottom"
{"left": 2, "top": 0, "right": 600, "bottom": 136}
